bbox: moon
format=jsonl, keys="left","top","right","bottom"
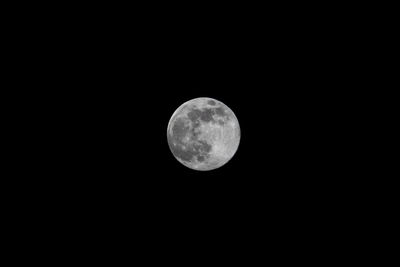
{"left": 167, "top": 97, "right": 240, "bottom": 171}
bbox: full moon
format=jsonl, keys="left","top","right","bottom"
{"left": 167, "top": 97, "right": 240, "bottom": 171}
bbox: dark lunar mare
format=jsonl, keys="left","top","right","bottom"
{"left": 171, "top": 118, "right": 188, "bottom": 139}
{"left": 188, "top": 106, "right": 227, "bottom": 124}
{"left": 187, "top": 108, "right": 214, "bottom": 123}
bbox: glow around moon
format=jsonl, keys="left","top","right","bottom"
{"left": 167, "top": 97, "right": 240, "bottom": 171}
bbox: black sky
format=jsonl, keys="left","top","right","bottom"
{"left": 29, "top": 7, "right": 358, "bottom": 251}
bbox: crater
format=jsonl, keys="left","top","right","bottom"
{"left": 207, "top": 100, "right": 216, "bottom": 106}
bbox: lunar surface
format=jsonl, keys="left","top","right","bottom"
{"left": 167, "top": 97, "right": 240, "bottom": 171}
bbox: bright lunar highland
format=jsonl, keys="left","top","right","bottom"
{"left": 167, "top": 97, "right": 240, "bottom": 171}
